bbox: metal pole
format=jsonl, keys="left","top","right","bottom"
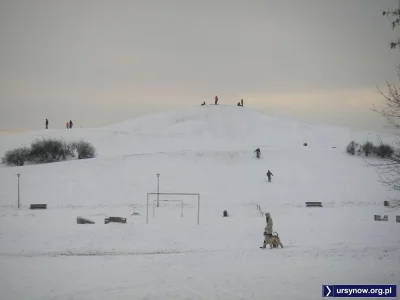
{"left": 181, "top": 201, "right": 183, "bottom": 217}
{"left": 157, "top": 173, "right": 160, "bottom": 207}
{"left": 197, "top": 194, "right": 200, "bottom": 225}
{"left": 146, "top": 193, "right": 149, "bottom": 224}
{"left": 17, "top": 174, "right": 20, "bottom": 209}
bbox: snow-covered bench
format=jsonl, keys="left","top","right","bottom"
{"left": 104, "top": 217, "right": 127, "bottom": 224}
{"left": 305, "top": 202, "right": 322, "bottom": 207}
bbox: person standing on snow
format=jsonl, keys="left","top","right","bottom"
{"left": 215, "top": 95, "right": 218, "bottom": 105}
{"left": 45, "top": 118, "right": 49, "bottom": 129}
{"left": 266, "top": 170, "right": 273, "bottom": 182}
{"left": 262, "top": 212, "right": 275, "bottom": 248}
{"left": 254, "top": 148, "right": 261, "bottom": 158}
{"left": 264, "top": 212, "right": 273, "bottom": 236}
{"left": 241, "top": 99, "right": 244, "bottom": 106}
{"left": 69, "top": 120, "right": 73, "bottom": 129}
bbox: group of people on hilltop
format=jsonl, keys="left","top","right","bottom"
{"left": 66, "top": 120, "right": 73, "bottom": 129}
{"left": 200, "top": 96, "right": 244, "bottom": 107}
{"left": 44, "top": 118, "right": 74, "bottom": 129}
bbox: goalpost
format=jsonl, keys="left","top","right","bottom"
{"left": 146, "top": 193, "right": 200, "bottom": 225}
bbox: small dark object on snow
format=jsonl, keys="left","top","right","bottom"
{"left": 384, "top": 200, "right": 390, "bottom": 207}
{"left": 396, "top": 216, "right": 400, "bottom": 223}
{"left": 223, "top": 210, "right": 228, "bottom": 217}
{"left": 105, "top": 216, "right": 127, "bottom": 224}
{"left": 30, "top": 204, "right": 47, "bottom": 209}
{"left": 131, "top": 212, "right": 141, "bottom": 216}
{"left": 305, "top": 202, "right": 322, "bottom": 207}
{"left": 303, "top": 143, "right": 307, "bottom": 146}
{"left": 77, "top": 217, "right": 95, "bottom": 224}
{"left": 374, "top": 215, "right": 388, "bottom": 222}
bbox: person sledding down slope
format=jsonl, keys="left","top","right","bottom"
{"left": 254, "top": 148, "right": 261, "bottom": 158}
{"left": 266, "top": 170, "right": 273, "bottom": 182}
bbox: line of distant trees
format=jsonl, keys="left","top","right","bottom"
{"left": 346, "top": 140, "right": 394, "bottom": 158}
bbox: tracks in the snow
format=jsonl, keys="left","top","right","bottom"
{"left": 0, "top": 248, "right": 223, "bottom": 258}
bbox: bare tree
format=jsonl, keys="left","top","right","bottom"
{"left": 382, "top": 5, "right": 400, "bottom": 49}
{"left": 367, "top": 136, "right": 400, "bottom": 210}
{"left": 369, "top": 4, "right": 400, "bottom": 209}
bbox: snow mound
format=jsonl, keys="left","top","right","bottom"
{"left": 0, "top": 105, "right": 399, "bottom": 300}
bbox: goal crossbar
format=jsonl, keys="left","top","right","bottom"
{"left": 146, "top": 193, "right": 200, "bottom": 225}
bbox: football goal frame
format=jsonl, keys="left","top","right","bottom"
{"left": 152, "top": 200, "right": 183, "bottom": 218}
{"left": 146, "top": 193, "right": 200, "bottom": 225}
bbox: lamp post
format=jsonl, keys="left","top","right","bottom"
{"left": 17, "top": 173, "right": 20, "bottom": 209}
{"left": 157, "top": 173, "right": 160, "bottom": 207}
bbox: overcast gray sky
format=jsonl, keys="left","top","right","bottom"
{"left": 0, "top": 0, "right": 399, "bottom": 133}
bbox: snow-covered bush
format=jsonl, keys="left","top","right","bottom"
{"left": 2, "top": 147, "right": 30, "bottom": 166}
{"left": 362, "top": 141, "right": 375, "bottom": 157}
{"left": 346, "top": 141, "right": 358, "bottom": 155}
{"left": 71, "top": 140, "right": 96, "bottom": 159}
{"left": 1, "top": 138, "right": 96, "bottom": 167}
{"left": 29, "top": 138, "right": 74, "bottom": 163}
{"left": 374, "top": 143, "right": 394, "bottom": 158}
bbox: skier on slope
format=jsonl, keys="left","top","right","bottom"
{"left": 266, "top": 170, "right": 273, "bottom": 182}
{"left": 215, "top": 95, "right": 218, "bottom": 105}
{"left": 254, "top": 148, "right": 261, "bottom": 158}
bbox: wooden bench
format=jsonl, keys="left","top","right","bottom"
{"left": 77, "top": 217, "right": 95, "bottom": 224}
{"left": 305, "top": 202, "right": 322, "bottom": 207}
{"left": 30, "top": 204, "right": 47, "bottom": 209}
{"left": 104, "top": 217, "right": 127, "bottom": 224}
{"left": 374, "top": 215, "right": 388, "bottom": 221}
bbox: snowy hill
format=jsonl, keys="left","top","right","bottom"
{"left": 0, "top": 105, "right": 399, "bottom": 300}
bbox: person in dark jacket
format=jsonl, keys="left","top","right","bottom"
{"left": 266, "top": 170, "right": 273, "bottom": 182}
{"left": 254, "top": 148, "right": 261, "bottom": 158}
{"left": 69, "top": 120, "right": 73, "bottom": 129}
{"left": 237, "top": 102, "right": 242, "bottom": 106}
{"left": 241, "top": 99, "right": 243, "bottom": 106}
{"left": 45, "top": 118, "right": 49, "bottom": 129}
{"left": 215, "top": 95, "right": 218, "bottom": 105}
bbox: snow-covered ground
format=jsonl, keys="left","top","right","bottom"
{"left": 0, "top": 105, "right": 399, "bottom": 300}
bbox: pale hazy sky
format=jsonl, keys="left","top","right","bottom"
{"left": 0, "top": 0, "right": 399, "bottom": 133}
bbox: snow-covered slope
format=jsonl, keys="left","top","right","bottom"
{"left": 0, "top": 105, "right": 399, "bottom": 300}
